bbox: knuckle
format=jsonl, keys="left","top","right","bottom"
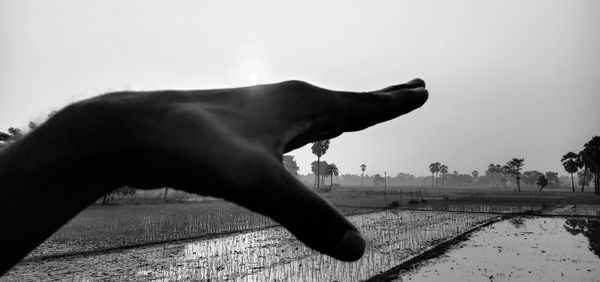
{"left": 280, "top": 80, "right": 312, "bottom": 90}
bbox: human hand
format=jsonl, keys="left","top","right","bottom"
{"left": 0, "top": 79, "right": 427, "bottom": 269}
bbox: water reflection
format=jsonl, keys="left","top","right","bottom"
{"left": 394, "top": 217, "right": 600, "bottom": 282}
{"left": 564, "top": 218, "right": 600, "bottom": 258}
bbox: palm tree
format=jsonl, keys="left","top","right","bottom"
{"left": 360, "top": 164, "right": 366, "bottom": 186}
{"left": 583, "top": 136, "right": 600, "bottom": 195}
{"left": 311, "top": 160, "right": 328, "bottom": 187}
{"left": 439, "top": 164, "right": 448, "bottom": 188}
{"left": 311, "top": 140, "right": 330, "bottom": 190}
{"left": 579, "top": 149, "right": 590, "bottom": 192}
{"left": 504, "top": 158, "right": 525, "bottom": 191}
{"left": 561, "top": 152, "right": 580, "bottom": 192}
{"left": 429, "top": 162, "right": 440, "bottom": 188}
{"left": 326, "top": 163, "right": 339, "bottom": 191}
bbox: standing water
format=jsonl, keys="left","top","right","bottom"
{"left": 390, "top": 217, "right": 600, "bottom": 282}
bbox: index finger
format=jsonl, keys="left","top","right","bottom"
{"left": 338, "top": 78, "right": 428, "bottom": 132}
{"left": 284, "top": 79, "right": 428, "bottom": 152}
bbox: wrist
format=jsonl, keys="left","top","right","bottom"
{"left": 1, "top": 101, "right": 121, "bottom": 203}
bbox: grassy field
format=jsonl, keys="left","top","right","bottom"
{"left": 321, "top": 185, "right": 599, "bottom": 209}
{"left": 27, "top": 186, "right": 600, "bottom": 259}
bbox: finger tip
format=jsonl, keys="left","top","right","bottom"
{"left": 409, "top": 78, "right": 426, "bottom": 88}
{"left": 330, "top": 229, "right": 366, "bottom": 262}
{"left": 417, "top": 87, "right": 429, "bottom": 105}
{"left": 413, "top": 87, "right": 429, "bottom": 108}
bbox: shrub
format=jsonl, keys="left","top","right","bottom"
{"left": 389, "top": 201, "right": 400, "bottom": 208}
{"left": 407, "top": 199, "right": 420, "bottom": 205}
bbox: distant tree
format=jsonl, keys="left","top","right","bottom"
{"left": 577, "top": 170, "right": 594, "bottom": 189}
{"left": 545, "top": 171, "right": 559, "bottom": 188}
{"left": 0, "top": 131, "right": 10, "bottom": 141}
{"left": 522, "top": 170, "right": 544, "bottom": 187}
{"left": 27, "top": 121, "right": 38, "bottom": 131}
{"left": 311, "top": 160, "right": 328, "bottom": 187}
{"left": 102, "top": 186, "right": 137, "bottom": 205}
{"left": 503, "top": 158, "right": 525, "bottom": 191}
{"left": 429, "top": 162, "right": 440, "bottom": 188}
{"left": 7, "top": 127, "right": 22, "bottom": 139}
{"left": 495, "top": 164, "right": 503, "bottom": 188}
{"left": 579, "top": 148, "right": 591, "bottom": 192}
{"left": 444, "top": 171, "right": 474, "bottom": 187}
{"left": 0, "top": 127, "right": 24, "bottom": 147}
{"left": 500, "top": 177, "right": 508, "bottom": 189}
{"left": 537, "top": 175, "right": 548, "bottom": 191}
{"left": 283, "top": 155, "right": 300, "bottom": 176}
{"left": 0, "top": 131, "right": 11, "bottom": 147}
{"left": 486, "top": 164, "right": 493, "bottom": 185}
{"left": 561, "top": 152, "right": 581, "bottom": 192}
{"left": 429, "top": 163, "right": 436, "bottom": 188}
{"left": 117, "top": 186, "right": 136, "bottom": 195}
{"left": 0, "top": 117, "right": 48, "bottom": 147}
{"left": 439, "top": 164, "right": 448, "bottom": 188}
{"left": 472, "top": 170, "right": 479, "bottom": 179}
{"left": 360, "top": 164, "right": 366, "bottom": 187}
{"left": 373, "top": 173, "right": 385, "bottom": 186}
{"left": 486, "top": 164, "right": 499, "bottom": 188}
{"left": 325, "top": 163, "right": 339, "bottom": 191}
{"left": 583, "top": 136, "right": 600, "bottom": 195}
{"left": 311, "top": 140, "right": 330, "bottom": 190}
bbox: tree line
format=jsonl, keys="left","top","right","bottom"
{"left": 561, "top": 136, "right": 600, "bottom": 194}
{"left": 6, "top": 117, "right": 596, "bottom": 195}
{"left": 282, "top": 140, "right": 339, "bottom": 192}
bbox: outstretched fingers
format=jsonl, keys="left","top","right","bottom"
{"left": 375, "top": 78, "right": 426, "bottom": 93}
{"left": 282, "top": 79, "right": 428, "bottom": 151}
{"left": 338, "top": 78, "right": 428, "bottom": 132}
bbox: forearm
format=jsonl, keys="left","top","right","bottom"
{"left": 0, "top": 105, "right": 113, "bottom": 274}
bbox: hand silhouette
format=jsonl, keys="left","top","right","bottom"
{"left": 0, "top": 79, "right": 427, "bottom": 273}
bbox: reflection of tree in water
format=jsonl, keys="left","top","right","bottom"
{"left": 509, "top": 217, "right": 525, "bottom": 228}
{"left": 564, "top": 219, "right": 600, "bottom": 258}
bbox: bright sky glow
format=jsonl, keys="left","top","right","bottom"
{"left": 1, "top": 0, "right": 599, "bottom": 176}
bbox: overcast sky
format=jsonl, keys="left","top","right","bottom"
{"left": 1, "top": 0, "right": 599, "bottom": 176}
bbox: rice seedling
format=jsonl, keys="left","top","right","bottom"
{"left": 28, "top": 202, "right": 377, "bottom": 258}
{"left": 8, "top": 210, "right": 497, "bottom": 281}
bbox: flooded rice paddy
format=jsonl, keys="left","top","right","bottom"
{"left": 4, "top": 210, "right": 495, "bottom": 281}
{"left": 26, "top": 203, "right": 375, "bottom": 259}
{"left": 390, "top": 217, "right": 600, "bottom": 282}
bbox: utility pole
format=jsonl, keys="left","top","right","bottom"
{"left": 384, "top": 171, "right": 387, "bottom": 207}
